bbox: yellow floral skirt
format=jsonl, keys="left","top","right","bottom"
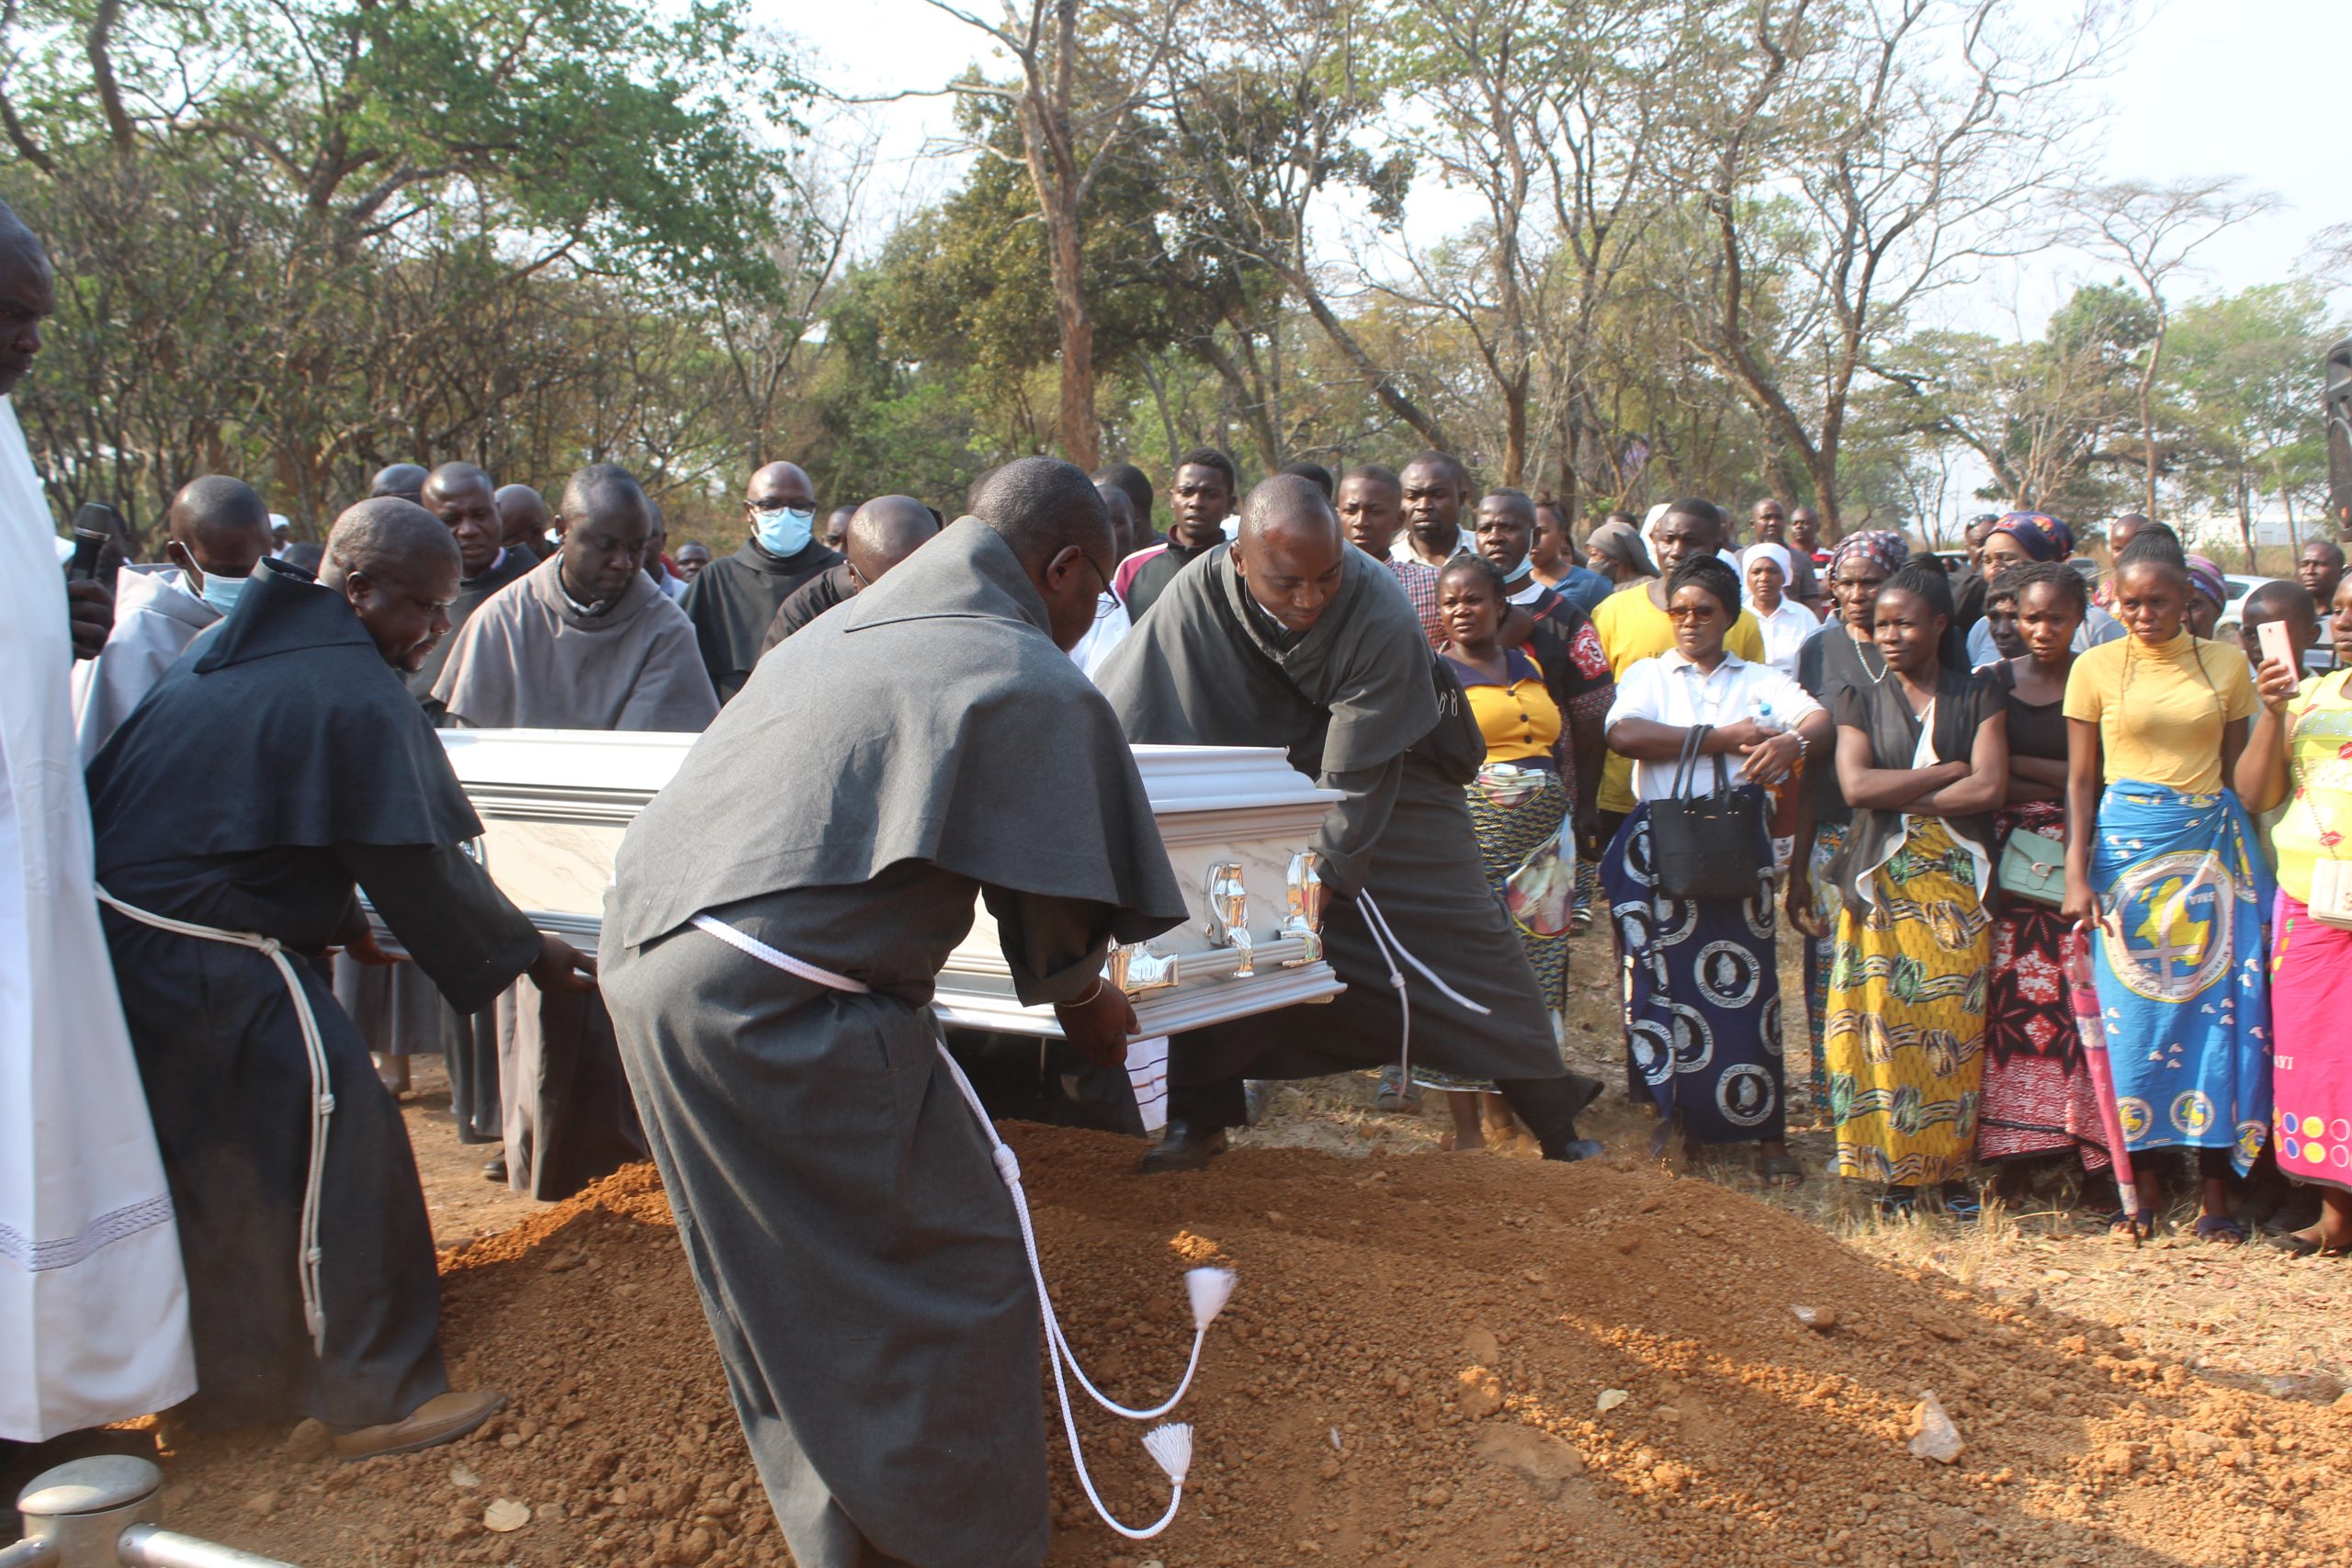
{"left": 1822, "top": 818, "right": 1992, "bottom": 1187}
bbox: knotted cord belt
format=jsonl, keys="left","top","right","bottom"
{"left": 690, "top": 913, "right": 1221, "bottom": 1540}
{"left": 95, "top": 886, "right": 334, "bottom": 1357}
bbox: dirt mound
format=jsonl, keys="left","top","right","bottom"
{"left": 154, "top": 1129, "right": 2352, "bottom": 1567}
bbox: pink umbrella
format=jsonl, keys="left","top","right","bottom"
{"left": 2065, "top": 922, "right": 2144, "bottom": 1242}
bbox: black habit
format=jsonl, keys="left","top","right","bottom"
{"left": 678, "top": 535, "right": 841, "bottom": 701}
{"left": 86, "top": 564, "right": 542, "bottom": 1430}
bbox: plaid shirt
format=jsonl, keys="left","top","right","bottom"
{"left": 1384, "top": 556, "right": 1444, "bottom": 649}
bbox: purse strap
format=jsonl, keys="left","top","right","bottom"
{"left": 1670, "top": 722, "right": 1710, "bottom": 797}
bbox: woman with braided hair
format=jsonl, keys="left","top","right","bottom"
{"left": 1601, "top": 553, "right": 1831, "bottom": 1180}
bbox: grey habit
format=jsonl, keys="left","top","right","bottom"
{"left": 602, "top": 518, "right": 1186, "bottom": 1568}
{"left": 431, "top": 554, "right": 718, "bottom": 1199}
{"left": 1093, "top": 544, "right": 1574, "bottom": 1092}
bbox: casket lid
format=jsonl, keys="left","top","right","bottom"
{"left": 438, "top": 729, "right": 1338, "bottom": 817}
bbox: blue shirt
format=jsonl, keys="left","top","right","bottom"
{"left": 1553, "top": 563, "right": 1613, "bottom": 615}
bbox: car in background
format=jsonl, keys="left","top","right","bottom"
{"left": 2215, "top": 573, "right": 2340, "bottom": 673}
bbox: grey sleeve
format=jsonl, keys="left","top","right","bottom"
{"left": 1312, "top": 754, "right": 1404, "bottom": 898}
{"left": 337, "top": 840, "right": 544, "bottom": 1014}
{"left": 980, "top": 886, "right": 1117, "bottom": 1007}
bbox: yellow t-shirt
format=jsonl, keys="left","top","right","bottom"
{"left": 1457, "top": 652, "right": 1562, "bottom": 764}
{"left": 2061, "top": 631, "right": 2258, "bottom": 795}
{"left": 2268, "top": 671, "right": 2352, "bottom": 904}
{"left": 1591, "top": 581, "right": 1767, "bottom": 815}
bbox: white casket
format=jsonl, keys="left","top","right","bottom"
{"left": 430, "top": 729, "right": 1344, "bottom": 1038}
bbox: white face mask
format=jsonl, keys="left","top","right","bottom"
{"left": 196, "top": 568, "right": 251, "bottom": 615}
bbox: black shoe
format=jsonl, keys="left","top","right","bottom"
{"left": 481, "top": 1156, "right": 508, "bottom": 1184}
{"left": 1538, "top": 1133, "right": 1605, "bottom": 1162}
{"left": 1138, "top": 1122, "right": 1228, "bottom": 1175}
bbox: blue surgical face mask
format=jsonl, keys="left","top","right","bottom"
{"left": 196, "top": 569, "right": 250, "bottom": 616}
{"left": 755, "top": 505, "right": 816, "bottom": 557}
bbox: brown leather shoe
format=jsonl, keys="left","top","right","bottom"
{"left": 334, "top": 1389, "right": 508, "bottom": 1461}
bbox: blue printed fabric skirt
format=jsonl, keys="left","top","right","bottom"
{"left": 2088, "top": 780, "right": 2275, "bottom": 1175}
{"left": 1601, "top": 795, "right": 1785, "bottom": 1145}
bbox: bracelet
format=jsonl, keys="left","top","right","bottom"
{"left": 1063, "top": 977, "right": 1105, "bottom": 1009}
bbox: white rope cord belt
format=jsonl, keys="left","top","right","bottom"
{"left": 691, "top": 914, "right": 1235, "bottom": 1541}
{"left": 1355, "top": 890, "right": 1490, "bottom": 1088}
{"left": 96, "top": 886, "right": 334, "bottom": 1358}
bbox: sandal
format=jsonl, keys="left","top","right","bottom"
{"left": 1758, "top": 1152, "right": 1805, "bottom": 1185}
{"left": 2103, "top": 1206, "right": 2158, "bottom": 1239}
{"left": 1875, "top": 1189, "right": 1918, "bottom": 1220}
{"left": 2193, "top": 1214, "right": 2246, "bottom": 1247}
{"left": 2268, "top": 1228, "right": 2352, "bottom": 1258}
{"left": 1940, "top": 1186, "right": 1983, "bottom": 1223}
{"left": 1374, "top": 1066, "right": 1421, "bottom": 1114}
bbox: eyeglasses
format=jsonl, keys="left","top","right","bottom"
{"left": 746, "top": 497, "right": 803, "bottom": 514}
{"left": 1665, "top": 605, "right": 1722, "bottom": 623}
{"left": 1073, "top": 551, "right": 1123, "bottom": 618}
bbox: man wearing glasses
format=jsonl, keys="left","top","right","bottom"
{"left": 679, "top": 460, "right": 842, "bottom": 702}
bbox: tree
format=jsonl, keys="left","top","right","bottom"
{"left": 2165, "top": 281, "right": 2338, "bottom": 568}
{"left": 2067, "top": 175, "right": 2280, "bottom": 519}
{"left": 1659, "top": 0, "right": 2119, "bottom": 532}
{"left": 916, "top": 0, "right": 1182, "bottom": 471}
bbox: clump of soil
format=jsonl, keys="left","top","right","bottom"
{"left": 155, "top": 1130, "right": 2352, "bottom": 1568}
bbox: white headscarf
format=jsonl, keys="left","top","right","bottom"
{"left": 1742, "top": 543, "right": 1792, "bottom": 583}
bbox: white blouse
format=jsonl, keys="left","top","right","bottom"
{"left": 1749, "top": 600, "right": 1818, "bottom": 675}
{"left": 1603, "top": 650, "right": 1824, "bottom": 803}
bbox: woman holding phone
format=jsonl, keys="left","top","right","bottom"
{"left": 2062, "top": 526, "right": 2272, "bottom": 1242}
{"left": 2236, "top": 575, "right": 2352, "bottom": 1253}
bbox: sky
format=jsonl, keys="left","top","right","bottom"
{"left": 767, "top": 0, "right": 2352, "bottom": 335}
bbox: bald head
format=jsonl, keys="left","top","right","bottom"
{"left": 844, "top": 495, "right": 941, "bottom": 588}
{"left": 745, "top": 461, "right": 814, "bottom": 510}
{"left": 0, "top": 198, "right": 53, "bottom": 399}
{"left": 556, "top": 463, "right": 654, "bottom": 607}
{"left": 164, "top": 475, "right": 273, "bottom": 585}
{"left": 969, "top": 457, "right": 1114, "bottom": 653}
{"left": 370, "top": 464, "right": 429, "bottom": 503}
{"left": 1235, "top": 475, "right": 1346, "bottom": 635}
{"left": 495, "top": 484, "right": 549, "bottom": 557}
{"left": 322, "top": 499, "right": 462, "bottom": 671}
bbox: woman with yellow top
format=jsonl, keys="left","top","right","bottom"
{"left": 2236, "top": 574, "right": 2352, "bottom": 1254}
{"left": 2062, "top": 525, "right": 2273, "bottom": 1243}
{"left": 1430, "top": 555, "right": 1574, "bottom": 1148}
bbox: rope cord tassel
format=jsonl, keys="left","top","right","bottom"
{"left": 96, "top": 886, "right": 334, "bottom": 1357}
{"left": 692, "top": 917, "right": 1230, "bottom": 1541}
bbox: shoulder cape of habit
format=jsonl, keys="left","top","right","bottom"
{"left": 86, "top": 560, "right": 482, "bottom": 864}
{"left": 608, "top": 517, "right": 1189, "bottom": 950}
{"left": 1092, "top": 541, "right": 1439, "bottom": 773}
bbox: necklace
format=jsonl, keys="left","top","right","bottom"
{"left": 1850, "top": 630, "right": 1893, "bottom": 685}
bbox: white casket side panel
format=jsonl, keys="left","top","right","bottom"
{"left": 426, "top": 730, "right": 1345, "bottom": 1034}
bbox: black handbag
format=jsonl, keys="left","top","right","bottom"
{"left": 1647, "top": 724, "right": 1767, "bottom": 902}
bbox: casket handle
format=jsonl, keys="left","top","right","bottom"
{"left": 1202, "top": 862, "right": 1253, "bottom": 977}
{"left": 1280, "top": 851, "right": 1325, "bottom": 966}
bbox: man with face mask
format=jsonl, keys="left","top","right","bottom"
{"left": 86, "top": 499, "right": 594, "bottom": 1459}
{"left": 680, "top": 460, "right": 842, "bottom": 702}
{"left": 431, "top": 466, "right": 715, "bottom": 1201}
{"left": 73, "top": 474, "right": 275, "bottom": 761}
{"left": 1096, "top": 477, "right": 1606, "bottom": 1173}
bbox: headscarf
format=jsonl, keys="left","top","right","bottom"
{"left": 1587, "top": 520, "right": 1657, "bottom": 581}
{"left": 1741, "top": 542, "right": 1792, "bottom": 584}
{"left": 2185, "top": 554, "right": 2228, "bottom": 613}
{"left": 1828, "top": 530, "right": 1908, "bottom": 578}
{"left": 1989, "top": 511, "right": 2073, "bottom": 562}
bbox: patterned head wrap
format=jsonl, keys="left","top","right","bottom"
{"left": 2185, "top": 554, "right": 2228, "bottom": 613}
{"left": 1828, "top": 530, "right": 1908, "bottom": 578}
{"left": 1989, "top": 511, "right": 2073, "bottom": 562}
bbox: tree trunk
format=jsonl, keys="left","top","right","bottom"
{"left": 2236, "top": 465, "right": 2256, "bottom": 572}
{"left": 1500, "top": 368, "right": 1527, "bottom": 488}
{"left": 1045, "top": 196, "right": 1098, "bottom": 472}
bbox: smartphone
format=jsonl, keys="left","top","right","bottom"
{"left": 2257, "top": 618, "right": 2295, "bottom": 673}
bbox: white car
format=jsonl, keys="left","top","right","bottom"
{"left": 2215, "top": 574, "right": 2339, "bottom": 673}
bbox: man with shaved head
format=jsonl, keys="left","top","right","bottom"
{"left": 433, "top": 465, "right": 713, "bottom": 1201}
{"left": 73, "top": 474, "right": 276, "bottom": 761}
{"left": 1, "top": 197, "right": 198, "bottom": 1452}
{"left": 86, "top": 498, "right": 592, "bottom": 1459}
{"left": 1097, "top": 475, "right": 1606, "bottom": 1172}
{"left": 601, "top": 457, "right": 1183, "bottom": 1568}
{"left": 757, "top": 493, "right": 941, "bottom": 653}
{"left": 369, "top": 463, "right": 428, "bottom": 504}
{"left": 407, "top": 462, "right": 533, "bottom": 719}
{"left": 494, "top": 483, "right": 551, "bottom": 564}
{"left": 680, "top": 460, "right": 842, "bottom": 701}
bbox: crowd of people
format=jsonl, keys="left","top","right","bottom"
{"left": 8, "top": 184, "right": 2352, "bottom": 1568}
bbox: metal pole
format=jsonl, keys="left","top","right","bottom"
{"left": 9, "top": 1458, "right": 298, "bottom": 1568}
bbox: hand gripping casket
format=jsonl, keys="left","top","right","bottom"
{"left": 431, "top": 729, "right": 1343, "bottom": 1035}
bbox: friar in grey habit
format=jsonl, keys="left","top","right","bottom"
{"left": 601, "top": 457, "right": 1187, "bottom": 1568}
{"left": 1094, "top": 474, "right": 1605, "bottom": 1169}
